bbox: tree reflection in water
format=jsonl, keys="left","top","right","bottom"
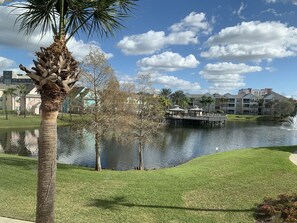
{"left": 0, "top": 129, "right": 38, "bottom": 156}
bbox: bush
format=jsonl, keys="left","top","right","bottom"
{"left": 255, "top": 194, "right": 297, "bottom": 222}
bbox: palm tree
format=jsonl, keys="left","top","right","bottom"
{"left": 206, "top": 96, "right": 214, "bottom": 113}
{"left": 3, "top": 87, "right": 16, "bottom": 120}
{"left": 159, "top": 88, "right": 172, "bottom": 111}
{"left": 199, "top": 96, "right": 214, "bottom": 113}
{"left": 199, "top": 96, "right": 208, "bottom": 112}
{"left": 17, "top": 84, "right": 28, "bottom": 117}
{"left": 12, "top": 1, "right": 137, "bottom": 222}
{"left": 170, "top": 90, "right": 189, "bottom": 109}
{"left": 159, "top": 88, "right": 172, "bottom": 98}
{"left": 159, "top": 95, "right": 172, "bottom": 111}
{"left": 219, "top": 97, "right": 226, "bottom": 113}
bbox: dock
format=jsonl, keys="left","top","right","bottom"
{"left": 166, "top": 114, "right": 227, "bottom": 126}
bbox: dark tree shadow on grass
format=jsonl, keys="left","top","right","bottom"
{"left": 254, "top": 145, "right": 297, "bottom": 154}
{"left": 0, "top": 157, "right": 37, "bottom": 170}
{"left": 0, "top": 156, "right": 85, "bottom": 172}
{"left": 88, "top": 196, "right": 254, "bottom": 213}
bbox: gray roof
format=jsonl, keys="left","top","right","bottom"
{"left": 189, "top": 105, "right": 203, "bottom": 111}
{"left": 169, "top": 105, "right": 186, "bottom": 112}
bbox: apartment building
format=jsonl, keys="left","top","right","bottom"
{"left": 0, "top": 71, "right": 41, "bottom": 114}
{"left": 1, "top": 71, "right": 33, "bottom": 86}
{"left": 186, "top": 88, "right": 291, "bottom": 115}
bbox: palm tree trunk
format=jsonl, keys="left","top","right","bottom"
{"left": 138, "top": 141, "right": 144, "bottom": 170}
{"left": 95, "top": 132, "right": 101, "bottom": 171}
{"left": 36, "top": 110, "right": 58, "bottom": 223}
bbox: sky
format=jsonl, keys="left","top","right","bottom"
{"left": 1, "top": 0, "right": 297, "bottom": 97}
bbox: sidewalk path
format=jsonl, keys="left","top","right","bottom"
{"left": 289, "top": 151, "right": 297, "bottom": 166}
{"left": 0, "top": 217, "right": 33, "bottom": 223}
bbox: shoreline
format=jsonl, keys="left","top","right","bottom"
{"left": 0, "top": 114, "right": 284, "bottom": 130}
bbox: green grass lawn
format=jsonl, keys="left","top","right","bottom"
{"left": 226, "top": 114, "right": 279, "bottom": 122}
{"left": 0, "top": 114, "right": 91, "bottom": 129}
{"left": 1, "top": 146, "right": 297, "bottom": 222}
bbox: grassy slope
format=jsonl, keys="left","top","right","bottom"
{"left": 1, "top": 146, "right": 297, "bottom": 223}
{"left": 0, "top": 115, "right": 90, "bottom": 129}
{"left": 226, "top": 114, "right": 285, "bottom": 122}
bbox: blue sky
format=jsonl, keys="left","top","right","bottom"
{"left": 1, "top": 0, "right": 297, "bottom": 97}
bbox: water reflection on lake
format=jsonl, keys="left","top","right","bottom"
{"left": 1, "top": 121, "right": 297, "bottom": 170}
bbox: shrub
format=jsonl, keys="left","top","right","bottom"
{"left": 255, "top": 194, "right": 297, "bottom": 222}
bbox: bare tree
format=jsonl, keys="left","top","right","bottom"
{"left": 81, "top": 48, "right": 115, "bottom": 171}
{"left": 126, "top": 73, "right": 165, "bottom": 170}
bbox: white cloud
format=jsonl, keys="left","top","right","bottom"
{"left": 117, "top": 12, "right": 211, "bottom": 55}
{"left": 200, "top": 62, "right": 262, "bottom": 92}
{"left": 67, "top": 39, "right": 113, "bottom": 62}
{"left": 265, "top": 0, "right": 297, "bottom": 5}
{"left": 137, "top": 52, "right": 199, "bottom": 72}
{"left": 166, "top": 31, "right": 198, "bottom": 45}
{"left": 0, "top": 5, "right": 111, "bottom": 62}
{"left": 233, "top": 2, "right": 247, "bottom": 20}
{"left": 117, "top": 30, "right": 167, "bottom": 55}
{"left": 0, "top": 56, "right": 14, "bottom": 68}
{"left": 0, "top": 56, "right": 15, "bottom": 74}
{"left": 169, "top": 12, "right": 212, "bottom": 34}
{"left": 261, "top": 8, "right": 283, "bottom": 17}
{"left": 201, "top": 21, "right": 297, "bottom": 62}
{"left": 117, "top": 30, "right": 199, "bottom": 55}
{"left": 119, "top": 72, "right": 201, "bottom": 93}
{"left": 150, "top": 72, "right": 201, "bottom": 92}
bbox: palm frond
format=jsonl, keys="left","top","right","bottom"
{"left": 117, "top": 0, "right": 138, "bottom": 13}
{"left": 66, "top": 0, "right": 138, "bottom": 40}
{"left": 65, "top": 1, "right": 92, "bottom": 39}
{"left": 12, "top": 0, "right": 137, "bottom": 41}
{"left": 12, "top": 0, "right": 58, "bottom": 36}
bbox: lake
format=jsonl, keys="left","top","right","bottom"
{"left": 0, "top": 121, "right": 296, "bottom": 170}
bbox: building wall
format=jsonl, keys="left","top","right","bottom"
{"left": 24, "top": 88, "right": 41, "bottom": 115}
